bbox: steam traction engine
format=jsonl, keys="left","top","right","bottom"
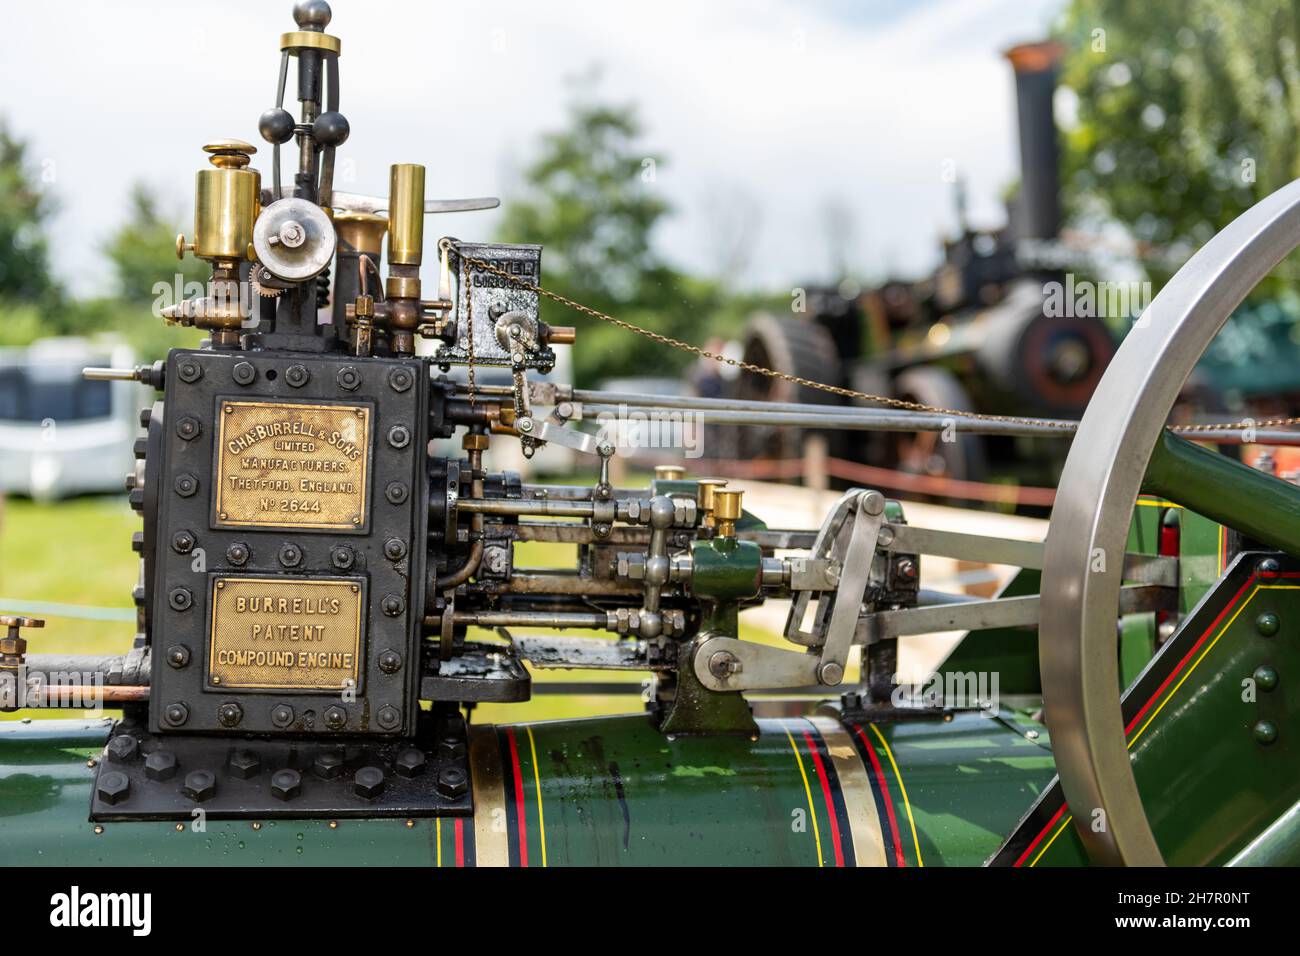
{"left": 1, "top": 1, "right": 1299, "bottom": 868}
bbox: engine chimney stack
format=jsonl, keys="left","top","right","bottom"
{"left": 1004, "top": 41, "right": 1066, "bottom": 242}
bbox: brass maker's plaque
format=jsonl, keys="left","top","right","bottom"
{"left": 215, "top": 400, "right": 371, "bottom": 530}
{"left": 208, "top": 576, "right": 364, "bottom": 691}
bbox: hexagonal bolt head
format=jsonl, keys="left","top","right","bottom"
{"left": 312, "top": 750, "right": 344, "bottom": 779}
{"left": 163, "top": 702, "right": 190, "bottom": 727}
{"left": 436, "top": 737, "right": 467, "bottom": 761}
{"left": 381, "top": 594, "right": 405, "bottom": 617}
{"left": 177, "top": 360, "right": 202, "bottom": 383}
{"left": 226, "top": 543, "right": 250, "bottom": 566}
{"left": 227, "top": 749, "right": 261, "bottom": 779}
{"left": 378, "top": 649, "right": 402, "bottom": 674}
{"left": 176, "top": 416, "right": 201, "bottom": 441}
{"left": 232, "top": 361, "right": 257, "bottom": 385}
{"left": 395, "top": 748, "right": 427, "bottom": 778}
{"left": 323, "top": 706, "right": 347, "bottom": 731}
{"left": 106, "top": 734, "right": 139, "bottom": 764}
{"left": 385, "top": 482, "right": 409, "bottom": 504}
{"left": 270, "top": 704, "right": 295, "bottom": 729}
{"left": 144, "top": 750, "right": 178, "bottom": 781}
{"left": 168, "top": 587, "right": 193, "bottom": 611}
{"left": 278, "top": 544, "right": 303, "bottom": 568}
{"left": 285, "top": 364, "right": 310, "bottom": 387}
{"left": 337, "top": 366, "right": 361, "bottom": 391}
{"left": 271, "top": 769, "right": 302, "bottom": 801}
{"left": 174, "top": 474, "right": 199, "bottom": 497}
{"left": 354, "top": 765, "right": 385, "bottom": 798}
{"left": 383, "top": 538, "right": 407, "bottom": 561}
{"left": 217, "top": 702, "right": 244, "bottom": 728}
{"left": 171, "top": 530, "right": 196, "bottom": 554}
{"left": 183, "top": 770, "right": 216, "bottom": 802}
{"left": 387, "top": 424, "right": 412, "bottom": 449}
{"left": 330, "top": 546, "right": 355, "bottom": 570}
{"left": 96, "top": 771, "right": 131, "bottom": 806}
{"left": 376, "top": 705, "right": 402, "bottom": 731}
{"left": 436, "top": 767, "right": 468, "bottom": 799}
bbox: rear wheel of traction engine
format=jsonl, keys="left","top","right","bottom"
{"left": 1041, "top": 179, "right": 1300, "bottom": 865}
{"left": 728, "top": 313, "right": 843, "bottom": 463}
{"left": 888, "top": 366, "right": 987, "bottom": 502}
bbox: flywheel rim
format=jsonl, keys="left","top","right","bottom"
{"left": 1040, "top": 178, "right": 1300, "bottom": 866}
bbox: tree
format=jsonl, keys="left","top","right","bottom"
{"left": 0, "top": 120, "right": 58, "bottom": 302}
{"left": 1056, "top": 1, "right": 1300, "bottom": 289}
{"left": 64, "top": 183, "right": 204, "bottom": 356}
{"left": 494, "top": 76, "right": 719, "bottom": 385}
{"left": 104, "top": 183, "right": 206, "bottom": 303}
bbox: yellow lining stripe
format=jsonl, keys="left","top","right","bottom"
{"left": 435, "top": 817, "right": 442, "bottom": 868}
{"left": 525, "top": 726, "right": 548, "bottom": 867}
{"left": 869, "top": 723, "right": 924, "bottom": 867}
{"left": 1031, "top": 814, "right": 1074, "bottom": 866}
{"left": 784, "top": 726, "right": 824, "bottom": 866}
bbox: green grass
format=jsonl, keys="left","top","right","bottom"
{"left": 0, "top": 492, "right": 783, "bottom": 725}
{"left": 0, "top": 496, "right": 140, "bottom": 657}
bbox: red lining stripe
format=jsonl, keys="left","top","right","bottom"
{"left": 454, "top": 818, "right": 465, "bottom": 868}
{"left": 852, "top": 724, "right": 905, "bottom": 867}
{"left": 801, "top": 728, "right": 845, "bottom": 867}
{"left": 1013, "top": 804, "right": 1066, "bottom": 868}
{"left": 506, "top": 727, "right": 529, "bottom": 867}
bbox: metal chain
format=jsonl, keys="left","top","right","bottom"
{"left": 458, "top": 254, "right": 1300, "bottom": 435}
{"left": 463, "top": 251, "right": 476, "bottom": 406}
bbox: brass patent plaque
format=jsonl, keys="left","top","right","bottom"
{"left": 214, "top": 400, "right": 370, "bottom": 530}
{"left": 208, "top": 576, "right": 364, "bottom": 691}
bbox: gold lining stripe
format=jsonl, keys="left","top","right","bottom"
{"left": 468, "top": 723, "right": 509, "bottom": 867}
{"left": 809, "top": 715, "right": 888, "bottom": 867}
{"left": 782, "top": 725, "right": 824, "bottom": 866}
{"left": 281, "top": 31, "right": 342, "bottom": 54}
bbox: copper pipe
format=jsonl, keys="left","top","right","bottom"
{"left": 436, "top": 443, "right": 485, "bottom": 589}
{"left": 29, "top": 685, "right": 148, "bottom": 705}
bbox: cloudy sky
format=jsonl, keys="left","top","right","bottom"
{"left": 0, "top": 0, "right": 1061, "bottom": 298}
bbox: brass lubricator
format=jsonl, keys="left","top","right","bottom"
{"left": 654, "top": 465, "right": 687, "bottom": 481}
{"left": 712, "top": 489, "right": 744, "bottom": 539}
{"left": 383, "top": 163, "right": 425, "bottom": 355}
{"left": 171, "top": 139, "right": 261, "bottom": 346}
{"left": 343, "top": 163, "right": 428, "bottom": 356}
{"left": 696, "top": 478, "right": 728, "bottom": 529}
{"left": 334, "top": 211, "right": 387, "bottom": 353}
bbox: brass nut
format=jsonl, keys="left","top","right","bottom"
{"left": 462, "top": 433, "right": 490, "bottom": 451}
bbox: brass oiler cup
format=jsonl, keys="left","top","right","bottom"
{"left": 695, "top": 478, "right": 728, "bottom": 529}
{"left": 655, "top": 465, "right": 687, "bottom": 481}
{"left": 191, "top": 140, "right": 260, "bottom": 262}
{"left": 713, "top": 489, "right": 744, "bottom": 538}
